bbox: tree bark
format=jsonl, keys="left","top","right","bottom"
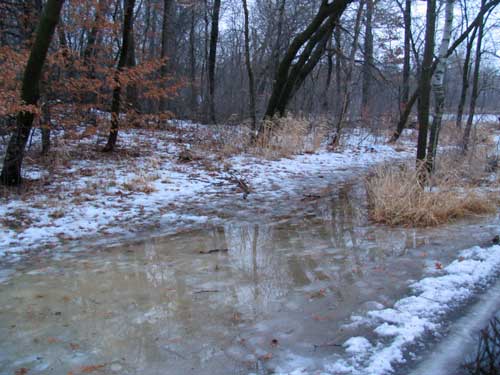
{"left": 103, "top": 0, "right": 136, "bottom": 152}
{"left": 242, "top": 0, "right": 257, "bottom": 133}
{"left": 208, "top": 0, "right": 222, "bottom": 123}
{"left": 332, "top": 0, "right": 364, "bottom": 146}
{"left": 456, "top": 26, "right": 478, "bottom": 129}
{"left": 462, "top": 0, "right": 486, "bottom": 153}
{"left": 416, "top": 0, "right": 437, "bottom": 172}
{"left": 361, "top": 0, "right": 374, "bottom": 115}
{"left": 1, "top": 0, "right": 65, "bottom": 186}
{"left": 189, "top": 6, "right": 198, "bottom": 114}
{"left": 264, "top": 0, "right": 352, "bottom": 120}
{"left": 322, "top": 35, "right": 334, "bottom": 111}
{"left": 427, "top": 0, "right": 455, "bottom": 172}
{"left": 401, "top": 0, "right": 411, "bottom": 111}
{"left": 159, "top": 0, "right": 176, "bottom": 112}
{"left": 41, "top": 101, "right": 51, "bottom": 155}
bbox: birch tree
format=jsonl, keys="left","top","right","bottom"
{"left": 427, "top": 0, "right": 455, "bottom": 172}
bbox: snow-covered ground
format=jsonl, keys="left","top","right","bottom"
{"left": 0, "top": 122, "right": 414, "bottom": 259}
{"left": 275, "top": 245, "right": 500, "bottom": 375}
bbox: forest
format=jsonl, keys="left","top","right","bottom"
{"left": 1, "top": 0, "right": 500, "bottom": 374}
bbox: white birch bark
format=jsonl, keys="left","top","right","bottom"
{"left": 427, "top": 0, "right": 455, "bottom": 170}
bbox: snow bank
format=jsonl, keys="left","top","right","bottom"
{"left": 323, "top": 245, "right": 500, "bottom": 375}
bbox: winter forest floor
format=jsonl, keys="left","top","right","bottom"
{"left": 0, "top": 119, "right": 417, "bottom": 261}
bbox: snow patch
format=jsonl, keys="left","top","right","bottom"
{"left": 327, "top": 245, "right": 500, "bottom": 375}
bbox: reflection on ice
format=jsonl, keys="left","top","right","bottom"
{"left": 0, "top": 182, "right": 498, "bottom": 375}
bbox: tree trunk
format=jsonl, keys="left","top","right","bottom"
{"left": 334, "top": 26, "right": 342, "bottom": 115}
{"left": 41, "top": 101, "right": 51, "bottom": 155}
{"left": 427, "top": 0, "right": 455, "bottom": 172}
{"left": 189, "top": 6, "right": 198, "bottom": 115}
{"left": 456, "top": 26, "right": 478, "bottom": 129}
{"left": 126, "top": 24, "right": 139, "bottom": 111}
{"left": 208, "top": 0, "right": 222, "bottom": 123}
{"left": 416, "top": 0, "right": 437, "bottom": 172}
{"left": 322, "top": 35, "right": 334, "bottom": 111}
{"left": 272, "top": 0, "right": 286, "bottom": 77}
{"left": 401, "top": 0, "right": 411, "bottom": 111}
{"left": 160, "top": 0, "right": 176, "bottom": 112}
{"left": 242, "top": 0, "right": 257, "bottom": 133}
{"left": 264, "top": 0, "right": 351, "bottom": 120}
{"left": 332, "top": 0, "right": 364, "bottom": 146}
{"left": 0, "top": 0, "right": 65, "bottom": 186}
{"left": 462, "top": 0, "right": 486, "bottom": 153}
{"left": 361, "top": 0, "right": 374, "bottom": 116}
{"left": 103, "top": 0, "right": 136, "bottom": 152}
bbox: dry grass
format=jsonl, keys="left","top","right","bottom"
{"left": 251, "top": 115, "right": 327, "bottom": 159}
{"left": 188, "top": 115, "right": 328, "bottom": 160}
{"left": 122, "top": 174, "right": 157, "bottom": 194}
{"left": 366, "top": 162, "right": 496, "bottom": 227}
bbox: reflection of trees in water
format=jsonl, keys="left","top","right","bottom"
{"left": 224, "top": 222, "right": 294, "bottom": 316}
{"left": 307, "top": 183, "right": 414, "bottom": 284}
{"left": 143, "top": 240, "right": 175, "bottom": 288}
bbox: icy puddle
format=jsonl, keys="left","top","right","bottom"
{"left": 0, "top": 183, "right": 499, "bottom": 375}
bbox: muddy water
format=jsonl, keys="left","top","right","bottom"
{"left": 0, "top": 183, "right": 499, "bottom": 375}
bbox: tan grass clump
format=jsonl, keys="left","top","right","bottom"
{"left": 366, "top": 164, "right": 496, "bottom": 227}
{"left": 251, "top": 115, "right": 327, "bottom": 159}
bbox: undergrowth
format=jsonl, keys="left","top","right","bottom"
{"left": 366, "top": 151, "right": 497, "bottom": 227}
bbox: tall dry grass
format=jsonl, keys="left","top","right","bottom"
{"left": 251, "top": 116, "right": 327, "bottom": 159}
{"left": 366, "top": 160, "right": 496, "bottom": 227}
{"left": 189, "top": 115, "right": 328, "bottom": 160}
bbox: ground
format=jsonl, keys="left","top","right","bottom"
{"left": 0, "top": 120, "right": 414, "bottom": 260}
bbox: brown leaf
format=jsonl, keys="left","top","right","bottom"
{"left": 79, "top": 364, "right": 106, "bottom": 373}
{"left": 259, "top": 353, "right": 273, "bottom": 361}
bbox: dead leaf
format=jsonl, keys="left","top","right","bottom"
{"left": 435, "top": 262, "right": 443, "bottom": 270}
{"left": 79, "top": 364, "right": 106, "bottom": 373}
{"left": 259, "top": 353, "right": 273, "bottom": 361}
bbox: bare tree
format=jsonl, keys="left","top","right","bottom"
{"left": 1, "top": 0, "right": 65, "bottom": 186}
{"left": 242, "top": 0, "right": 257, "bottom": 133}
{"left": 103, "top": 0, "right": 136, "bottom": 152}
{"left": 462, "top": 0, "right": 486, "bottom": 153}
{"left": 416, "top": 0, "right": 437, "bottom": 171}
{"left": 208, "top": 0, "right": 221, "bottom": 123}
{"left": 160, "top": 0, "right": 176, "bottom": 112}
{"left": 333, "top": 0, "right": 365, "bottom": 147}
{"left": 361, "top": 0, "right": 374, "bottom": 115}
{"left": 427, "top": 0, "right": 455, "bottom": 172}
{"left": 455, "top": 25, "right": 478, "bottom": 129}
{"left": 264, "top": 0, "right": 352, "bottom": 120}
